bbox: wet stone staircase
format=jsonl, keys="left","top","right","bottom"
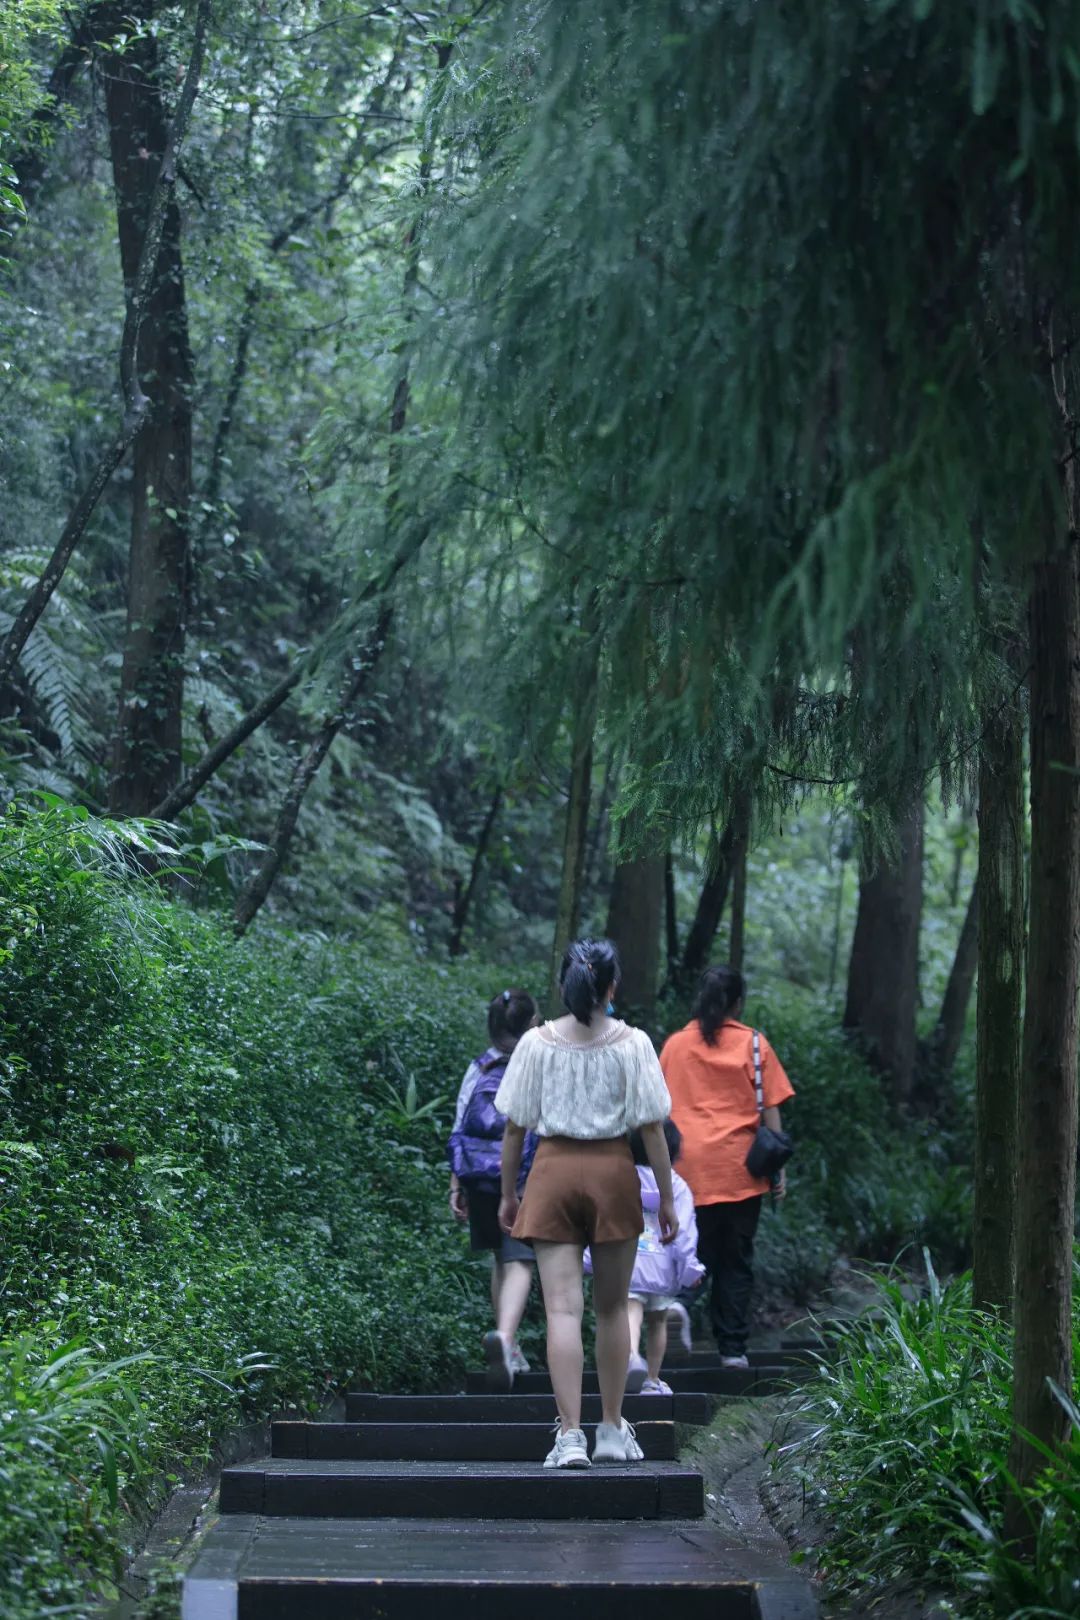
{"left": 182, "top": 1346, "right": 819, "bottom": 1620}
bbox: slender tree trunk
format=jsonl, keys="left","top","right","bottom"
{"left": 104, "top": 14, "right": 196, "bottom": 814}
{"left": 843, "top": 800, "right": 924, "bottom": 1107}
{"left": 1007, "top": 534, "right": 1080, "bottom": 1534}
{"left": 548, "top": 650, "right": 599, "bottom": 1013}
{"left": 664, "top": 851, "right": 679, "bottom": 980}
{"left": 606, "top": 855, "right": 665, "bottom": 1021}
{"left": 150, "top": 663, "right": 303, "bottom": 821}
{"left": 678, "top": 816, "right": 737, "bottom": 986}
{"left": 728, "top": 833, "right": 748, "bottom": 973}
{"left": 233, "top": 608, "right": 392, "bottom": 936}
{"left": 915, "top": 879, "right": 979, "bottom": 1097}
{"left": 448, "top": 784, "right": 503, "bottom": 957}
{"left": 972, "top": 688, "right": 1025, "bottom": 1316}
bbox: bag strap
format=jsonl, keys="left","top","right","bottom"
{"left": 751, "top": 1029, "right": 765, "bottom": 1119}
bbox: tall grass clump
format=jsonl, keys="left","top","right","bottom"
{"left": 778, "top": 1254, "right": 1080, "bottom": 1615}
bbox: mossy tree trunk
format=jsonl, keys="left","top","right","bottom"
{"left": 606, "top": 854, "right": 665, "bottom": 1021}
{"left": 971, "top": 685, "right": 1025, "bottom": 1316}
{"left": 843, "top": 801, "right": 924, "bottom": 1108}
{"left": 1007, "top": 532, "right": 1080, "bottom": 1536}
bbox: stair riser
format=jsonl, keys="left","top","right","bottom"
{"left": 220, "top": 1472, "right": 704, "bottom": 1520}
{"left": 465, "top": 1369, "right": 792, "bottom": 1396}
{"left": 344, "top": 1393, "right": 717, "bottom": 1424}
{"left": 273, "top": 1421, "right": 676, "bottom": 1462}
{"left": 229, "top": 1584, "right": 756, "bottom": 1620}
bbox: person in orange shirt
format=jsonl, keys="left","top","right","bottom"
{"left": 659, "top": 965, "right": 794, "bottom": 1366}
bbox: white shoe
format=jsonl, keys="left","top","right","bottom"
{"left": 544, "top": 1425, "right": 591, "bottom": 1468}
{"left": 640, "top": 1376, "right": 672, "bottom": 1394}
{"left": 509, "top": 1342, "right": 530, "bottom": 1374}
{"left": 720, "top": 1354, "right": 750, "bottom": 1369}
{"left": 592, "top": 1418, "right": 644, "bottom": 1464}
{"left": 482, "top": 1330, "right": 514, "bottom": 1392}
{"left": 625, "top": 1351, "right": 648, "bottom": 1394}
{"left": 666, "top": 1302, "right": 692, "bottom": 1357}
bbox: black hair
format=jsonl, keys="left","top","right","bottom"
{"left": 488, "top": 987, "right": 538, "bottom": 1048}
{"left": 628, "top": 1118, "right": 682, "bottom": 1166}
{"left": 693, "top": 964, "right": 745, "bottom": 1046}
{"left": 558, "top": 936, "right": 621, "bottom": 1026}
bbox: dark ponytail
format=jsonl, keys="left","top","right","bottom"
{"left": 558, "top": 937, "right": 621, "bottom": 1027}
{"left": 488, "top": 987, "right": 538, "bottom": 1048}
{"left": 693, "top": 964, "right": 745, "bottom": 1046}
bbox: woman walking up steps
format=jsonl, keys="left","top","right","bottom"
{"left": 496, "top": 938, "right": 677, "bottom": 1468}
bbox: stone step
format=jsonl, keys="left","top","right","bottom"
{"left": 182, "top": 1516, "right": 817, "bottom": 1620}
{"left": 344, "top": 1390, "right": 717, "bottom": 1424}
{"left": 464, "top": 1365, "right": 791, "bottom": 1396}
{"left": 666, "top": 1346, "right": 820, "bottom": 1368}
{"left": 219, "top": 1458, "right": 705, "bottom": 1520}
{"left": 272, "top": 1418, "right": 677, "bottom": 1462}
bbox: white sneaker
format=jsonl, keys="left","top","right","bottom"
{"left": 482, "top": 1330, "right": 514, "bottom": 1392}
{"left": 592, "top": 1418, "right": 644, "bottom": 1464}
{"left": 720, "top": 1354, "right": 750, "bottom": 1369}
{"left": 509, "top": 1342, "right": 530, "bottom": 1374}
{"left": 666, "top": 1302, "right": 692, "bottom": 1357}
{"left": 640, "top": 1376, "right": 672, "bottom": 1394}
{"left": 625, "top": 1351, "right": 648, "bottom": 1393}
{"left": 544, "top": 1425, "right": 591, "bottom": 1468}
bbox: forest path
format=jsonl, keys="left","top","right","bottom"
{"left": 181, "top": 1346, "right": 819, "bottom": 1619}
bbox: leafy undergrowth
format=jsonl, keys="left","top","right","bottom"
{"left": 0, "top": 804, "right": 498, "bottom": 1617}
{"left": 776, "top": 1257, "right": 1080, "bottom": 1617}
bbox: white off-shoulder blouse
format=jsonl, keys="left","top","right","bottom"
{"left": 494, "top": 1020, "right": 672, "bottom": 1140}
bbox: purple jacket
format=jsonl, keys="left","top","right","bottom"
{"left": 447, "top": 1047, "right": 537, "bottom": 1194}
{"left": 584, "top": 1168, "right": 705, "bottom": 1296}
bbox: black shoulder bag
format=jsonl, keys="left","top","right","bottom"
{"left": 744, "top": 1029, "right": 794, "bottom": 1182}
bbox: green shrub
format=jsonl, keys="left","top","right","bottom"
{"left": 777, "top": 1255, "right": 1080, "bottom": 1615}
{"left": 0, "top": 804, "right": 505, "bottom": 1616}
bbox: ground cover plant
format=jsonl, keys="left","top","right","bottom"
{"left": 779, "top": 1258, "right": 1080, "bottom": 1616}
{"left": 0, "top": 803, "right": 497, "bottom": 1616}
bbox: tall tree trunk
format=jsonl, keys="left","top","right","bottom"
{"left": 972, "top": 688, "right": 1025, "bottom": 1316}
{"left": 1007, "top": 534, "right": 1080, "bottom": 1534}
{"left": 664, "top": 851, "right": 679, "bottom": 980}
{"left": 0, "top": 0, "right": 210, "bottom": 702}
{"left": 843, "top": 800, "right": 924, "bottom": 1107}
{"left": 104, "top": 16, "right": 196, "bottom": 815}
{"left": 915, "top": 879, "right": 979, "bottom": 1099}
{"left": 547, "top": 659, "right": 598, "bottom": 1014}
{"left": 448, "top": 784, "right": 503, "bottom": 957}
{"left": 678, "top": 816, "right": 738, "bottom": 987}
{"left": 606, "top": 855, "right": 665, "bottom": 1021}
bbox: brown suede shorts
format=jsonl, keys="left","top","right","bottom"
{"left": 512, "top": 1135, "right": 644, "bottom": 1246}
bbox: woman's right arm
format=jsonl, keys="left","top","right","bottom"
{"left": 499, "top": 1123, "right": 526, "bottom": 1233}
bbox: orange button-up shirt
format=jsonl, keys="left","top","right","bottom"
{"left": 659, "top": 1018, "right": 794, "bottom": 1206}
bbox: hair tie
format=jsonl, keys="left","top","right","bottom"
{"left": 501, "top": 989, "right": 511, "bottom": 1003}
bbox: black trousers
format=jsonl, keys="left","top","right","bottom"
{"left": 695, "top": 1196, "right": 763, "bottom": 1356}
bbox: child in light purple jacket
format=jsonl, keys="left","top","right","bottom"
{"left": 584, "top": 1118, "right": 704, "bottom": 1393}
{"left": 625, "top": 1120, "right": 704, "bottom": 1392}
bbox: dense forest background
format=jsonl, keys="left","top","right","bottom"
{"left": 1, "top": 3, "right": 1079, "bottom": 1617}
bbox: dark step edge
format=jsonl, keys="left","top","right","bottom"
{"left": 272, "top": 1419, "right": 677, "bottom": 1461}
{"left": 219, "top": 1467, "right": 705, "bottom": 1520}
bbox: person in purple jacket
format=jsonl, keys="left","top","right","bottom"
{"left": 624, "top": 1120, "right": 705, "bottom": 1393}
{"left": 447, "top": 988, "right": 539, "bottom": 1390}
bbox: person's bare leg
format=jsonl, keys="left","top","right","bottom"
{"left": 533, "top": 1241, "right": 585, "bottom": 1431}
{"left": 591, "top": 1238, "right": 639, "bottom": 1428}
{"left": 495, "top": 1259, "right": 534, "bottom": 1343}
{"left": 645, "top": 1311, "right": 668, "bottom": 1380}
{"left": 627, "top": 1296, "right": 645, "bottom": 1360}
{"left": 490, "top": 1258, "right": 503, "bottom": 1326}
